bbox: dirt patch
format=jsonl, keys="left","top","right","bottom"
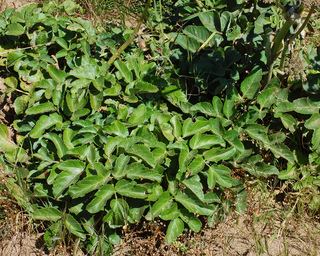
{"left": 0, "top": 233, "right": 46, "bottom": 256}
{"left": 114, "top": 218, "right": 320, "bottom": 256}
{"left": 1, "top": 178, "right": 319, "bottom": 256}
{"left": 0, "top": 168, "right": 45, "bottom": 256}
{"left": 114, "top": 186, "right": 320, "bottom": 256}
{"left": 0, "top": 0, "right": 34, "bottom": 11}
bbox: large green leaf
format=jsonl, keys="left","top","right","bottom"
{"left": 113, "top": 154, "right": 130, "bottom": 179}
{"left": 182, "top": 175, "right": 204, "bottom": 201}
{"left": 126, "top": 163, "right": 162, "bottom": 182}
{"left": 224, "top": 130, "right": 244, "bottom": 152}
{"left": 257, "top": 85, "right": 280, "bottom": 109}
{"left": 245, "top": 124, "right": 269, "bottom": 143}
{"left": 208, "top": 165, "right": 238, "bottom": 188}
{"left": 182, "top": 118, "right": 211, "bottom": 138}
{"left": 0, "top": 123, "right": 17, "bottom": 152}
{"left": 6, "top": 23, "right": 25, "bottom": 36}
{"left": 115, "top": 180, "right": 147, "bottom": 199}
{"left": 128, "top": 104, "right": 148, "bottom": 125}
{"left": 159, "top": 123, "right": 175, "bottom": 142}
{"left": 187, "top": 155, "right": 205, "bottom": 176}
{"left": 126, "top": 144, "right": 156, "bottom": 168}
{"left": 177, "top": 148, "right": 197, "bottom": 180}
{"left": 86, "top": 184, "right": 115, "bottom": 214}
{"left": 243, "top": 162, "right": 279, "bottom": 177}
{"left": 47, "top": 65, "right": 68, "bottom": 83}
{"left": 65, "top": 214, "right": 86, "bottom": 240}
{"left": 240, "top": 69, "right": 262, "bottom": 99}
{"left": 128, "top": 206, "right": 148, "bottom": 224}
{"left": 52, "top": 160, "right": 85, "bottom": 198}
{"left": 203, "top": 147, "right": 237, "bottom": 162}
{"left": 114, "top": 60, "right": 133, "bottom": 83}
{"left": 189, "top": 133, "right": 225, "bottom": 150}
{"left": 44, "top": 133, "right": 67, "bottom": 158}
{"left": 145, "top": 191, "right": 173, "bottom": 220}
{"left": 69, "top": 56, "right": 98, "bottom": 80}
{"left": 26, "top": 102, "right": 56, "bottom": 115}
{"left": 29, "top": 113, "right": 62, "bottom": 139}
{"left": 170, "top": 115, "right": 182, "bottom": 139}
{"left": 134, "top": 81, "right": 159, "bottom": 93}
{"left": 159, "top": 203, "right": 180, "bottom": 221}
{"left": 291, "top": 98, "right": 320, "bottom": 115}
{"left": 165, "top": 218, "right": 184, "bottom": 244}
{"left": 175, "top": 191, "right": 213, "bottom": 216}
{"left": 190, "top": 102, "right": 215, "bottom": 116}
{"left": 199, "top": 12, "right": 217, "bottom": 32}
{"left": 269, "top": 144, "right": 295, "bottom": 164}
{"left": 183, "top": 25, "right": 211, "bottom": 44}
{"left": 103, "top": 137, "right": 123, "bottom": 157}
{"left": 305, "top": 114, "right": 320, "bottom": 130}
{"left": 104, "top": 120, "right": 128, "bottom": 137}
{"left": 32, "top": 207, "right": 62, "bottom": 222}
{"left": 223, "top": 98, "right": 235, "bottom": 119}
{"left": 275, "top": 113, "right": 296, "bottom": 133}
{"left": 68, "top": 175, "right": 108, "bottom": 199}
{"left": 173, "top": 33, "right": 199, "bottom": 53}
{"left": 104, "top": 198, "right": 129, "bottom": 228}
{"left": 179, "top": 209, "right": 202, "bottom": 232}
{"left": 14, "top": 95, "right": 29, "bottom": 115}
{"left": 211, "top": 96, "right": 224, "bottom": 117}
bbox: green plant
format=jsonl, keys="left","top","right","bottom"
{"left": 0, "top": 0, "right": 319, "bottom": 255}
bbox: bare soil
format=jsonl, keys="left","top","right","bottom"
{"left": 1, "top": 177, "right": 320, "bottom": 256}
{"left": 113, "top": 186, "right": 320, "bottom": 256}
{"left": 0, "top": 0, "right": 33, "bottom": 11}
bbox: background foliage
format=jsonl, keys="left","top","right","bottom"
{"left": 0, "top": 0, "right": 319, "bottom": 254}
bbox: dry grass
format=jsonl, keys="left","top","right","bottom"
{"left": 77, "top": 0, "right": 144, "bottom": 28}
{"left": 0, "top": 168, "right": 44, "bottom": 256}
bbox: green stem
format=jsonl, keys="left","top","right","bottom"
{"left": 279, "top": 6, "right": 314, "bottom": 70}
{"left": 266, "top": 19, "right": 293, "bottom": 84}
{"left": 270, "top": 19, "right": 294, "bottom": 65}
{"left": 267, "top": 61, "right": 276, "bottom": 85}
{"left": 195, "top": 0, "right": 204, "bottom": 8}
{"left": 107, "top": 0, "right": 151, "bottom": 67}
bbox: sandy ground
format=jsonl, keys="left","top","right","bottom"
{"left": 1, "top": 170, "right": 319, "bottom": 256}
{"left": 0, "top": 0, "right": 33, "bottom": 11}
{"left": 112, "top": 188, "right": 320, "bottom": 256}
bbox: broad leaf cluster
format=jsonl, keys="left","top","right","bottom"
{"left": 0, "top": 0, "right": 319, "bottom": 254}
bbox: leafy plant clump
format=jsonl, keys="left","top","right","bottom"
{"left": 0, "top": 0, "right": 319, "bottom": 254}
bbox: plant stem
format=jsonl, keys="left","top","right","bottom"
{"left": 266, "top": 19, "right": 293, "bottom": 84}
{"left": 267, "top": 5, "right": 315, "bottom": 84}
{"left": 107, "top": 0, "right": 151, "bottom": 67}
{"left": 270, "top": 20, "right": 294, "bottom": 65}
{"left": 279, "top": 6, "right": 314, "bottom": 69}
